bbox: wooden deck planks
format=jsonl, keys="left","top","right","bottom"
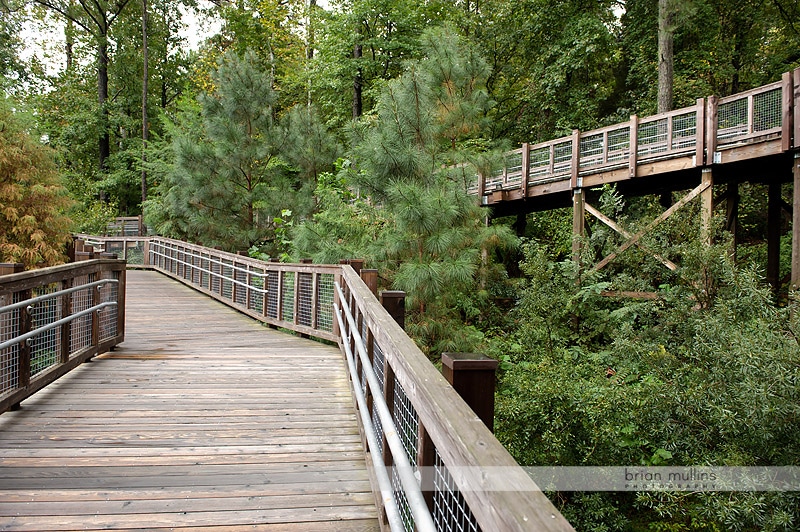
{"left": 0, "top": 270, "right": 379, "bottom": 531}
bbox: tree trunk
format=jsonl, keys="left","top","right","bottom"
{"left": 141, "top": 0, "right": 149, "bottom": 207}
{"left": 98, "top": 34, "right": 110, "bottom": 174}
{"left": 353, "top": 42, "right": 362, "bottom": 119}
{"left": 657, "top": 0, "right": 674, "bottom": 114}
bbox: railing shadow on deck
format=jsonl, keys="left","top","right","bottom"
{"left": 70, "top": 235, "right": 574, "bottom": 532}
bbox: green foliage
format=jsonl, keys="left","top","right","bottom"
{"left": 147, "top": 51, "right": 337, "bottom": 253}
{"left": 0, "top": 97, "right": 72, "bottom": 267}
{"left": 494, "top": 237, "right": 800, "bottom": 530}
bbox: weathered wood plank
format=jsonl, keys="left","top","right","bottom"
{"left": 0, "top": 270, "right": 379, "bottom": 531}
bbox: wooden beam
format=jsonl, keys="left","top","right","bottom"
{"left": 572, "top": 189, "right": 585, "bottom": 263}
{"left": 695, "top": 98, "right": 706, "bottom": 166}
{"left": 794, "top": 68, "right": 800, "bottom": 150}
{"left": 782, "top": 71, "right": 793, "bottom": 152}
{"left": 570, "top": 129, "right": 580, "bottom": 188}
{"left": 584, "top": 203, "right": 678, "bottom": 271}
{"left": 592, "top": 180, "right": 711, "bottom": 272}
{"left": 701, "top": 168, "right": 714, "bottom": 244}
{"left": 768, "top": 182, "right": 782, "bottom": 294}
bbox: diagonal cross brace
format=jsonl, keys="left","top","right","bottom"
{"left": 589, "top": 180, "right": 711, "bottom": 272}
{"left": 585, "top": 203, "right": 679, "bottom": 272}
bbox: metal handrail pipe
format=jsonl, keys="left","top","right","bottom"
{"left": 0, "top": 279, "right": 119, "bottom": 314}
{"left": 149, "top": 249, "right": 268, "bottom": 295}
{"left": 334, "top": 306, "right": 406, "bottom": 532}
{"left": 0, "top": 301, "right": 117, "bottom": 351}
{"left": 151, "top": 241, "right": 269, "bottom": 279}
{"left": 335, "top": 282, "right": 437, "bottom": 532}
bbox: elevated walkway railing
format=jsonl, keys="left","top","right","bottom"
{"left": 473, "top": 68, "right": 799, "bottom": 198}
{"left": 0, "top": 259, "right": 126, "bottom": 414}
{"left": 75, "top": 235, "right": 574, "bottom": 531}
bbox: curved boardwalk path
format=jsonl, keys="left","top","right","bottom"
{"left": 0, "top": 270, "right": 379, "bottom": 531}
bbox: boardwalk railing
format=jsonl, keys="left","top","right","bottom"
{"left": 0, "top": 259, "right": 126, "bottom": 414}
{"left": 77, "top": 235, "right": 573, "bottom": 531}
{"left": 472, "top": 68, "right": 799, "bottom": 198}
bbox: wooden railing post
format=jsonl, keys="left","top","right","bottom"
{"left": 360, "top": 269, "right": 378, "bottom": 296}
{"left": 441, "top": 352, "right": 499, "bottom": 432}
{"left": 14, "top": 289, "right": 33, "bottom": 410}
{"left": 380, "top": 290, "right": 405, "bottom": 330}
{"left": 60, "top": 278, "right": 72, "bottom": 364}
{"left": 706, "top": 95, "right": 719, "bottom": 164}
{"left": 521, "top": 143, "right": 530, "bottom": 197}
{"left": 0, "top": 263, "right": 24, "bottom": 276}
{"left": 570, "top": 129, "right": 581, "bottom": 188}
{"left": 695, "top": 98, "right": 706, "bottom": 166}
{"left": 781, "top": 71, "right": 793, "bottom": 152}
{"left": 629, "top": 115, "right": 638, "bottom": 178}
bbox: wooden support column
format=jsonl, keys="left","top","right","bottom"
{"left": 791, "top": 154, "right": 800, "bottom": 289}
{"left": 768, "top": 182, "right": 782, "bottom": 294}
{"left": 701, "top": 168, "right": 714, "bottom": 244}
{"left": 572, "top": 188, "right": 585, "bottom": 263}
{"left": 726, "top": 183, "right": 739, "bottom": 261}
{"left": 441, "top": 353, "right": 499, "bottom": 433}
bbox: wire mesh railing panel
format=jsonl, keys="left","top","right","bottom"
{"left": 210, "top": 259, "right": 221, "bottom": 293}
{"left": 579, "top": 133, "right": 604, "bottom": 169}
{"left": 552, "top": 140, "right": 573, "bottom": 175}
{"left": 234, "top": 264, "right": 248, "bottom": 306}
{"left": 484, "top": 167, "right": 504, "bottom": 191}
{"left": 528, "top": 145, "right": 552, "bottom": 182}
{"left": 316, "top": 274, "right": 335, "bottom": 332}
{"left": 671, "top": 112, "right": 697, "bottom": 150}
{"left": 30, "top": 283, "right": 62, "bottom": 376}
{"left": 221, "top": 261, "right": 233, "bottom": 301}
{"left": 753, "top": 88, "right": 782, "bottom": 133}
{"left": 393, "top": 379, "right": 419, "bottom": 467}
{"left": 638, "top": 118, "right": 668, "bottom": 156}
{"left": 193, "top": 255, "right": 201, "bottom": 285}
{"left": 433, "top": 448, "right": 482, "bottom": 532}
{"left": 267, "top": 272, "right": 279, "bottom": 319}
{"left": 717, "top": 97, "right": 749, "bottom": 141}
{"left": 371, "top": 340, "right": 385, "bottom": 453}
{"left": 0, "top": 295, "right": 20, "bottom": 395}
{"left": 297, "top": 272, "right": 313, "bottom": 327}
{"left": 607, "top": 127, "right": 631, "bottom": 163}
{"left": 126, "top": 241, "right": 145, "bottom": 265}
{"left": 391, "top": 464, "right": 415, "bottom": 532}
{"left": 70, "top": 275, "right": 94, "bottom": 356}
{"left": 504, "top": 151, "right": 524, "bottom": 188}
{"left": 250, "top": 269, "right": 265, "bottom": 314}
{"left": 281, "top": 273, "right": 295, "bottom": 322}
{"left": 98, "top": 274, "right": 119, "bottom": 342}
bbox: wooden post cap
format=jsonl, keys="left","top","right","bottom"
{"left": 441, "top": 352, "right": 499, "bottom": 432}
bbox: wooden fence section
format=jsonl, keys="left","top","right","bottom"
{"left": 77, "top": 236, "right": 574, "bottom": 531}
{"left": 474, "top": 68, "right": 799, "bottom": 206}
{"left": 0, "top": 270, "right": 380, "bottom": 531}
{"left": 0, "top": 260, "right": 126, "bottom": 415}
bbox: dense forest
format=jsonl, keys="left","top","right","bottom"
{"left": 2, "top": 0, "right": 800, "bottom": 528}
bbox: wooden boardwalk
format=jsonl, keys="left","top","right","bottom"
{"left": 0, "top": 270, "right": 380, "bottom": 531}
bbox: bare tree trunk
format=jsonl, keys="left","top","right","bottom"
{"left": 657, "top": 0, "right": 674, "bottom": 114}
{"left": 141, "top": 0, "right": 148, "bottom": 206}
{"left": 353, "top": 42, "right": 362, "bottom": 119}
{"left": 98, "top": 34, "right": 110, "bottom": 176}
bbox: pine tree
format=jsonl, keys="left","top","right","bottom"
{"left": 342, "top": 27, "right": 517, "bottom": 356}
{"left": 148, "top": 51, "right": 338, "bottom": 254}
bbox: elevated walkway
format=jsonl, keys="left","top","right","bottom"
{"left": 0, "top": 270, "right": 379, "bottom": 531}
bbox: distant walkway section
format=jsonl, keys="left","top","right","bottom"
{"left": 0, "top": 270, "right": 379, "bottom": 531}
